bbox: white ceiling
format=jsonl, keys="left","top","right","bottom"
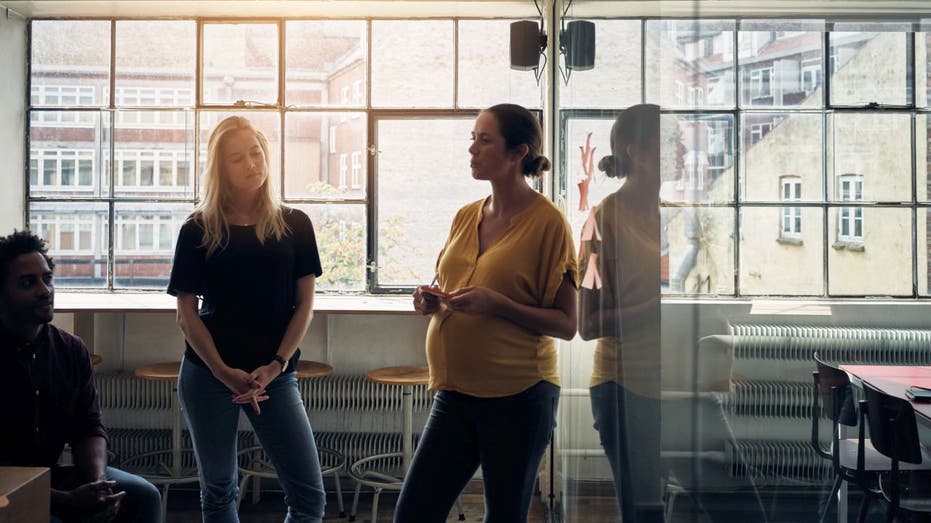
{"left": 0, "top": 0, "right": 540, "bottom": 19}
{"left": 2, "top": 0, "right": 930, "bottom": 20}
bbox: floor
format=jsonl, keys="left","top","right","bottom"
{"left": 162, "top": 487, "right": 844, "bottom": 523}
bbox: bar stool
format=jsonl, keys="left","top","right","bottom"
{"left": 236, "top": 361, "right": 347, "bottom": 516}
{"left": 348, "top": 365, "right": 464, "bottom": 522}
{"left": 122, "top": 362, "right": 199, "bottom": 522}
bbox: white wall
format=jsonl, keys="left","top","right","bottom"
{"left": 0, "top": 9, "right": 26, "bottom": 231}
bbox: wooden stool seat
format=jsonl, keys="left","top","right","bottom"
{"left": 365, "top": 366, "right": 428, "bottom": 386}
{"left": 134, "top": 362, "right": 181, "bottom": 381}
{"left": 90, "top": 354, "right": 102, "bottom": 366}
{"left": 296, "top": 360, "right": 333, "bottom": 379}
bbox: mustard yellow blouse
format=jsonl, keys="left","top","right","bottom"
{"left": 425, "top": 192, "right": 579, "bottom": 398}
{"left": 580, "top": 190, "right": 662, "bottom": 397}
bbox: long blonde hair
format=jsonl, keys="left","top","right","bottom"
{"left": 193, "top": 116, "right": 288, "bottom": 256}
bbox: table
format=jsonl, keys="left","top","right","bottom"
{"left": 838, "top": 365, "right": 931, "bottom": 523}
{"left": 839, "top": 365, "right": 931, "bottom": 440}
{"left": 0, "top": 467, "right": 49, "bottom": 523}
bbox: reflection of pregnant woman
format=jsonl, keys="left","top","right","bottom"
{"left": 578, "top": 104, "right": 667, "bottom": 523}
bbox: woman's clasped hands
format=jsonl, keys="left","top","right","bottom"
{"left": 413, "top": 284, "right": 505, "bottom": 316}
{"left": 216, "top": 365, "right": 271, "bottom": 415}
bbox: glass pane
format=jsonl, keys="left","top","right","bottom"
{"left": 646, "top": 20, "right": 736, "bottom": 109}
{"left": 920, "top": 30, "right": 930, "bottom": 107}
{"left": 29, "top": 202, "right": 108, "bottom": 288}
{"left": 376, "top": 117, "right": 487, "bottom": 286}
{"left": 741, "top": 112, "right": 822, "bottom": 201}
{"left": 830, "top": 28, "right": 909, "bottom": 106}
{"left": 116, "top": 21, "right": 195, "bottom": 107}
{"left": 114, "top": 203, "right": 193, "bottom": 289}
{"left": 919, "top": 208, "right": 931, "bottom": 296}
{"left": 284, "top": 112, "right": 366, "bottom": 199}
{"left": 198, "top": 111, "right": 282, "bottom": 197}
{"left": 738, "top": 21, "right": 825, "bottom": 108}
{"left": 829, "top": 113, "right": 910, "bottom": 202}
{"left": 31, "top": 21, "right": 110, "bottom": 107}
{"left": 921, "top": 114, "right": 930, "bottom": 201}
{"left": 371, "top": 21, "right": 454, "bottom": 108}
{"left": 559, "top": 20, "right": 641, "bottom": 109}
{"left": 563, "top": 116, "right": 617, "bottom": 234}
{"left": 286, "top": 21, "right": 366, "bottom": 108}
{"left": 662, "top": 206, "right": 734, "bottom": 295}
{"left": 458, "top": 20, "right": 542, "bottom": 109}
{"left": 664, "top": 113, "right": 735, "bottom": 204}
{"left": 29, "top": 111, "right": 108, "bottom": 197}
{"left": 114, "top": 111, "right": 194, "bottom": 198}
{"left": 203, "top": 24, "right": 279, "bottom": 105}
{"left": 829, "top": 207, "right": 911, "bottom": 295}
{"left": 294, "top": 204, "right": 366, "bottom": 292}
{"left": 739, "top": 206, "right": 823, "bottom": 294}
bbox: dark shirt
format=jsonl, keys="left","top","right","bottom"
{"left": 0, "top": 323, "right": 108, "bottom": 468}
{"left": 167, "top": 206, "right": 323, "bottom": 372}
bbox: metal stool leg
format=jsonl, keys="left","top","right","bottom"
{"left": 333, "top": 469, "right": 346, "bottom": 517}
{"left": 349, "top": 477, "right": 364, "bottom": 521}
{"left": 236, "top": 472, "right": 251, "bottom": 510}
{"left": 372, "top": 487, "right": 382, "bottom": 523}
{"left": 160, "top": 483, "right": 170, "bottom": 523}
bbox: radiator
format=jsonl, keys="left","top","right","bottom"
{"left": 725, "top": 439, "right": 831, "bottom": 485}
{"left": 730, "top": 324, "right": 931, "bottom": 364}
{"left": 96, "top": 372, "right": 431, "bottom": 477}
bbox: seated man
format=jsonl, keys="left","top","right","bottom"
{"left": 0, "top": 231, "right": 161, "bottom": 523}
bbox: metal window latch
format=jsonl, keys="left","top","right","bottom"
{"left": 367, "top": 144, "right": 380, "bottom": 156}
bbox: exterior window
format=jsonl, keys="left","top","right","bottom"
{"left": 350, "top": 151, "right": 362, "bottom": 189}
{"left": 675, "top": 81, "right": 685, "bottom": 105}
{"left": 750, "top": 67, "right": 773, "bottom": 99}
{"left": 30, "top": 150, "right": 95, "bottom": 190}
{"left": 688, "top": 86, "right": 703, "bottom": 107}
{"left": 750, "top": 123, "right": 772, "bottom": 145}
{"left": 338, "top": 153, "right": 348, "bottom": 188}
{"left": 780, "top": 177, "right": 802, "bottom": 240}
{"left": 801, "top": 59, "right": 821, "bottom": 94}
{"left": 352, "top": 80, "right": 363, "bottom": 105}
{"left": 31, "top": 214, "right": 96, "bottom": 254}
{"left": 838, "top": 174, "right": 864, "bottom": 243}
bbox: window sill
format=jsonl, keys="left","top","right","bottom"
{"left": 776, "top": 237, "right": 803, "bottom": 246}
{"left": 832, "top": 240, "right": 865, "bottom": 252}
{"left": 55, "top": 292, "right": 418, "bottom": 315}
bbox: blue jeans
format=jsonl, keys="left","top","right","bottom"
{"left": 178, "top": 358, "right": 326, "bottom": 523}
{"left": 394, "top": 380, "right": 559, "bottom": 523}
{"left": 590, "top": 382, "right": 666, "bottom": 523}
{"left": 49, "top": 465, "right": 162, "bottom": 523}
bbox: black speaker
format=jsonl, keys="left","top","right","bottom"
{"left": 561, "top": 20, "right": 595, "bottom": 71}
{"left": 510, "top": 20, "right": 542, "bottom": 71}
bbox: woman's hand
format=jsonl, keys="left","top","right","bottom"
{"left": 444, "top": 286, "right": 505, "bottom": 315}
{"left": 248, "top": 363, "right": 281, "bottom": 393}
{"left": 215, "top": 366, "right": 268, "bottom": 414}
{"left": 413, "top": 285, "right": 444, "bottom": 315}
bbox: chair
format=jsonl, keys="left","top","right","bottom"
{"left": 122, "top": 362, "right": 199, "bottom": 523}
{"left": 862, "top": 382, "right": 931, "bottom": 523}
{"left": 811, "top": 353, "right": 881, "bottom": 523}
{"left": 347, "top": 365, "right": 464, "bottom": 522}
{"left": 236, "top": 361, "right": 347, "bottom": 517}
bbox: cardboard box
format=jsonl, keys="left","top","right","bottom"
{"left": 0, "top": 467, "right": 49, "bottom": 523}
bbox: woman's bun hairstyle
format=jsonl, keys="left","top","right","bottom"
{"left": 484, "top": 103, "right": 548, "bottom": 178}
{"left": 600, "top": 104, "right": 660, "bottom": 179}
{"left": 524, "top": 155, "right": 552, "bottom": 177}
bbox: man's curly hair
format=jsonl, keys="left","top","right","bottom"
{"left": 0, "top": 230, "right": 55, "bottom": 283}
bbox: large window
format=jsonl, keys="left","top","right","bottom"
{"left": 27, "top": 18, "right": 540, "bottom": 291}
{"left": 561, "top": 19, "right": 929, "bottom": 297}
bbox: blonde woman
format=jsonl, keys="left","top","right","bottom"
{"left": 168, "top": 116, "right": 325, "bottom": 522}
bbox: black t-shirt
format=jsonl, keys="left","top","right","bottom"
{"left": 167, "top": 207, "right": 323, "bottom": 372}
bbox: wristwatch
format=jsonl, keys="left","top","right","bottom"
{"left": 272, "top": 354, "right": 288, "bottom": 373}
